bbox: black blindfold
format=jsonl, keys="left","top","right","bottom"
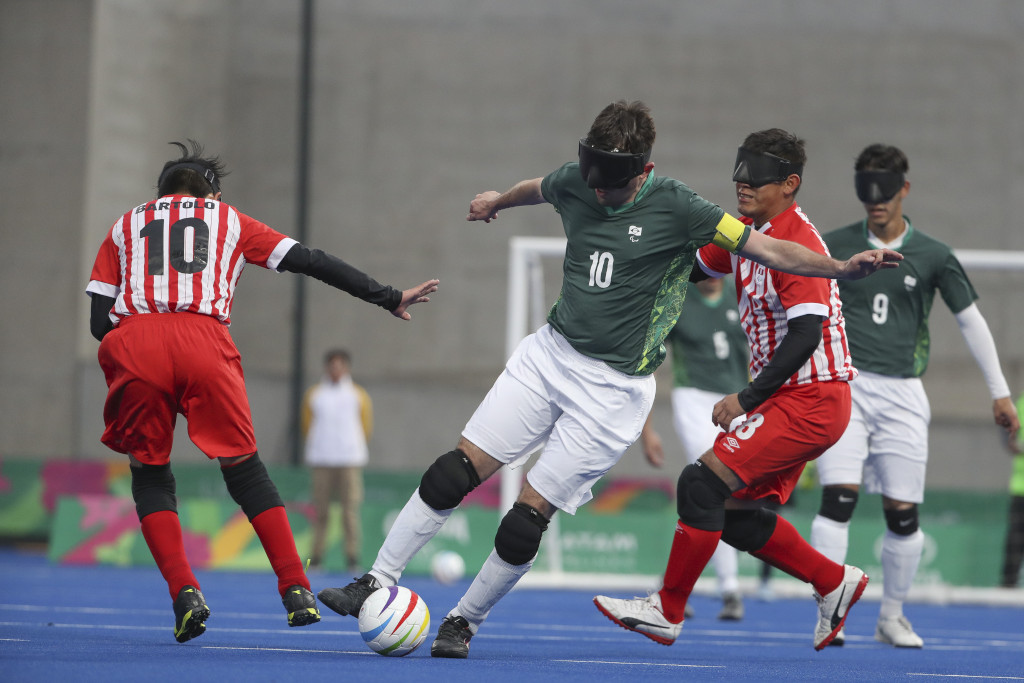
{"left": 732, "top": 147, "right": 803, "bottom": 188}
{"left": 578, "top": 139, "right": 651, "bottom": 189}
{"left": 855, "top": 170, "right": 904, "bottom": 204}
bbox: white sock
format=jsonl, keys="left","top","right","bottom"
{"left": 450, "top": 549, "right": 533, "bottom": 632}
{"left": 370, "top": 488, "right": 452, "bottom": 585}
{"left": 710, "top": 541, "right": 739, "bottom": 594}
{"left": 879, "top": 529, "right": 923, "bottom": 620}
{"left": 810, "top": 514, "right": 850, "bottom": 564}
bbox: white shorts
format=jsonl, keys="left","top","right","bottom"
{"left": 462, "top": 324, "right": 656, "bottom": 514}
{"left": 815, "top": 371, "right": 930, "bottom": 503}
{"left": 671, "top": 386, "right": 728, "bottom": 464}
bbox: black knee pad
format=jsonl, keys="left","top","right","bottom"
{"left": 676, "top": 462, "right": 732, "bottom": 531}
{"left": 721, "top": 508, "right": 778, "bottom": 552}
{"left": 131, "top": 463, "right": 177, "bottom": 520}
{"left": 818, "top": 487, "right": 858, "bottom": 523}
{"left": 220, "top": 452, "right": 284, "bottom": 521}
{"left": 494, "top": 502, "right": 549, "bottom": 566}
{"left": 419, "top": 449, "right": 481, "bottom": 511}
{"left": 884, "top": 505, "right": 919, "bottom": 536}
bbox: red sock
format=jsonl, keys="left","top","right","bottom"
{"left": 140, "top": 510, "right": 199, "bottom": 600}
{"left": 752, "top": 515, "right": 843, "bottom": 595}
{"left": 659, "top": 521, "right": 722, "bottom": 622}
{"left": 251, "top": 506, "right": 309, "bottom": 596}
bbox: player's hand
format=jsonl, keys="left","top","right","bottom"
{"left": 468, "top": 192, "right": 502, "bottom": 223}
{"left": 712, "top": 393, "right": 745, "bottom": 429}
{"left": 993, "top": 396, "right": 1021, "bottom": 453}
{"left": 641, "top": 427, "right": 665, "bottom": 468}
{"left": 392, "top": 279, "right": 439, "bottom": 320}
{"left": 839, "top": 248, "right": 903, "bottom": 280}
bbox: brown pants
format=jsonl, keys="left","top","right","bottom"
{"left": 310, "top": 465, "right": 363, "bottom": 567}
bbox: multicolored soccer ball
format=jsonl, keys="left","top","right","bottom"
{"left": 357, "top": 586, "right": 430, "bottom": 656}
{"left": 430, "top": 550, "right": 466, "bottom": 585}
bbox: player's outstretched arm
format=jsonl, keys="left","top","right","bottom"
{"left": 391, "top": 279, "right": 440, "bottom": 321}
{"left": 467, "top": 178, "right": 545, "bottom": 223}
{"left": 739, "top": 229, "right": 902, "bottom": 280}
{"left": 279, "top": 243, "right": 434, "bottom": 317}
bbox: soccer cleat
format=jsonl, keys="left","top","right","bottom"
{"left": 813, "top": 564, "right": 869, "bottom": 651}
{"left": 717, "top": 592, "right": 744, "bottom": 621}
{"left": 173, "top": 585, "right": 210, "bottom": 644}
{"left": 282, "top": 585, "right": 321, "bottom": 627}
{"left": 593, "top": 592, "right": 682, "bottom": 646}
{"left": 317, "top": 573, "right": 381, "bottom": 617}
{"left": 430, "top": 615, "right": 473, "bottom": 658}
{"left": 875, "top": 615, "right": 924, "bottom": 648}
{"left": 829, "top": 627, "right": 846, "bottom": 647}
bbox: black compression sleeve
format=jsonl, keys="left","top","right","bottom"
{"left": 90, "top": 293, "right": 116, "bottom": 341}
{"left": 278, "top": 243, "right": 402, "bottom": 311}
{"left": 737, "top": 313, "right": 823, "bottom": 412}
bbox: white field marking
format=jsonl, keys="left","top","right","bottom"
{"left": 908, "top": 675, "right": 1024, "bottom": 681}
{"left": 0, "top": 604, "right": 166, "bottom": 616}
{"left": 0, "top": 621, "right": 357, "bottom": 636}
{"left": 0, "top": 604, "right": 306, "bottom": 620}
{"left": 202, "top": 645, "right": 374, "bottom": 655}
{"left": 3, "top": 617, "right": 1020, "bottom": 651}
{"left": 554, "top": 659, "right": 724, "bottom": 670}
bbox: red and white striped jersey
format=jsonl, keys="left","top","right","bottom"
{"left": 86, "top": 195, "right": 296, "bottom": 326}
{"left": 696, "top": 203, "right": 856, "bottom": 386}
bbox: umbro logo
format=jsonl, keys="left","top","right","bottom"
{"left": 628, "top": 225, "right": 643, "bottom": 242}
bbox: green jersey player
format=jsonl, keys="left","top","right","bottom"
{"left": 810, "top": 143, "right": 1020, "bottom": 648}
{"left": 318, "top": 101, "right": 901, "bottom": 659}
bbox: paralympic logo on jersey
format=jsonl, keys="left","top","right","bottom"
{"left": 628, "top": 226, "right": 643, "bottom": 242}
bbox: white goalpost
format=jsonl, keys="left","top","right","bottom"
{"left": 503, "top": 234, "right": 1024, "bottom": 600}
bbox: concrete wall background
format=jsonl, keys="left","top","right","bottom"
{"left": 2, "top": 0, "right": 1023, "bottom": 492}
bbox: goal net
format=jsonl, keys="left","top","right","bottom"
{"left": 504, "top": 235, "right": 1024, "bottom": 601}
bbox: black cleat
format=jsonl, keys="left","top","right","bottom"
{"left": 173, "top": 585, "right": 210, "bottom": 643}
{"left": 317, "top": 573, "right": 381, "bottom": 617}
{"left": 283, "top": 585, "right": 321, "bottom": 627}
{"left": 430, "top": 615, "right": 473, "bottom": 658}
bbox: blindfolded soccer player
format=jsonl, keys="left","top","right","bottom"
{"left": 319, "top": 102, "right": 900, "bottom": 658}
{"left": 86, "top": 140, "right": 438, "bottom": 643}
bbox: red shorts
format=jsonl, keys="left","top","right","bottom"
{"left": 97, "top": 313, "right": 257, "bottom": 465}
{"left": 713, "top": 381, "right": 851, "bottom": 504}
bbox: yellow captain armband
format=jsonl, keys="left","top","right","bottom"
{"left": 711, "top": 213, "right": 751, "bottom": 252}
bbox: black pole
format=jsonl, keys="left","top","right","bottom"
{"left": 289, "top": 0, "right": 314, "bottom": 465}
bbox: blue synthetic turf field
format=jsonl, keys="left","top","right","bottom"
{"left": 2, "top": 545, "right": 1022, "bottom": 682}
